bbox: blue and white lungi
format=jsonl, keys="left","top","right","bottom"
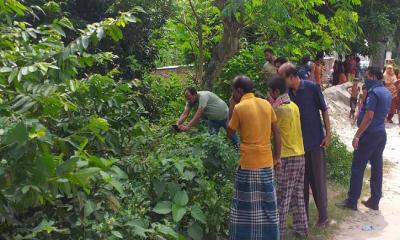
{"left": 229, "top": 167, "right": 279, "bottom": 240}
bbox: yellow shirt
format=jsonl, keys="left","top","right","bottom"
{"left": 229, "top": 93, "right": 277, "bottom": 169}
{"left": 274, "top": 102, "right": 305, "bottom": 158}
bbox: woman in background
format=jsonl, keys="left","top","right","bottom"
{"left": 383, "top": 64, "right": 398, "bottom": 123}
{"left": 333, "top": 60, "right": 347, "bottom": 85}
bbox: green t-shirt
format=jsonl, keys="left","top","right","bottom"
{"left": 186, "top": 91, "right": 228, "bottom": 120}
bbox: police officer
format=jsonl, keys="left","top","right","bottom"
{"left": 336, "top": 67, "right": 392, "bottom": 211}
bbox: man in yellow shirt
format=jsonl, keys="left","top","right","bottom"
{"left": 227, "top": 75, "right": 281, "bottom": 240}
{"left": 268, "top": 76, "right": 308, "bottom": 239}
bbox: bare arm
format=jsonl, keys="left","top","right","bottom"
{"left": 271, "top": 122, "right": 281, "bottom": 165}
{"left": 177, "top": 108, "right": 191, "bottom": 125}
{"left": 353, "top": 111, "right": 374, "bottom": 149}
{"left": 346, "top": 86, "right": 352, "bottom": 94}
{"left": 180, "top": 107, "right": 205, "bottom": 131}
{"left": 320, "top": 110, "right": 331, "bottom": 148}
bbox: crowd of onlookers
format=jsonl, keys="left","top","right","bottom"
{"left": 174, "top": 48, "right": 395, "bottom": 239}
{"left": 263, "top": 49, "right": 400, "bottom": 125}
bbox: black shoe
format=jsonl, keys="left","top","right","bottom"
{"left": 335, "top": 199, "right": 358, "bottom": 210}
{"left": 361, "top": 199, "right": 379, "bottom": 210}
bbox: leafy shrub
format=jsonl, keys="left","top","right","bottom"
{"left": 215, "top": 44, "right": 266, "bottom": 100}
{"left": 114, "top": 125, "right": 238, "bottom": 239}
{"left": 141, "top": 73, "right": 188, "bottom": 122}
{"left": 0, "top": 2, "right": 141, "bottom": 238}
{"left": 326, "top": 133, "right": 353, "bottom": 185}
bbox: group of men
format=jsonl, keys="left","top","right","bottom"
{"left": 175, "top": 53, "right": 392, "bottom": 239}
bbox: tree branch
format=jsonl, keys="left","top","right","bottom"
{"left": 172, "top": 16, "right": 195, "bottom": 33}
{"left": 188, "top": 0, "right": 201, "bottom": 21}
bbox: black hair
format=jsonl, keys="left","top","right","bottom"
{"left": 316, "top": 51, "right": 324, "bottom": 61}
{"left": 356, "top": 57, "right": 360, "bottom": 62}
{"left": 362, "top": 84, "right": 367, "bottom": 90}
{"left": 268, "top": 76, "right": 287, "bottom": 94}
{"left": 283, "top": 64, "right": 299, "bottom": 78}
{"left": 366, "top": 67, "right": 383, "bottom": 80}
{"left": 264, "top": 48, "right": 274, "bottom": 54}
{"left": 233, "top": 75, "right": 253, "bottom": 93}
{"left": 184, "top": 86, "right": 197, "bottom": 96}
{"left": 274, "top": 57, "right": 288, "bottom": 66}
{"left": 301, "top": 56, "right": 310, "bottom": 65}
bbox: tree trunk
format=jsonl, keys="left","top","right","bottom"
{"left": 369, "top": 41, "right": 387, "bottom": 68}
{"left": 195, "top": 21, "right": 204, "bottom": 84}
{"left": 201, "top": 1, "right": 242, "bottom": 90}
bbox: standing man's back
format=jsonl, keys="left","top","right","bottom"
{"left": 279, "top": 63, "right": 331, "bottom": 228}
{"left": 227, "top": 75, "right": 281, "bottom": 240}
{"left": 336, "top": 67, "right": 392, "bottom": 211}
{"left": 231, "top": 95, "right": 275, "bottom": 168}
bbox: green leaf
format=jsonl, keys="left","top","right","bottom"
{"left": 153, "top": 181, "right": 166, "bottom": 198}
{"left": 70, "top": 167, "right": 100, "bottom": 186}
{"left": 28, "top": 65, "right": 38, "bottom": 73}
{"left": 96, "top": 27, "right": 104, "bottom": 39}
{"left": 172, "top": 203, "right": 186, "bottom": 223}
{"left": 8, "top": 68, "right": 18, "bottom": 83}
{"left": 36, "top": 154, "right": 55, "bottom": 178}
{"left": 190, "top": 205, "right": 206, "bottom": 224}
{"left": 125, "top": 219, "right": 151, "bottom": 238}
{"left": 18, "top": 101, "right": 36, "bottom": 113}
{"left": 173, "top": 190, "right": 188, "bottom": 206}
{"left": 84, "top": 200, "right": 96, "bottom": 218}
{"left": 111, "top": 230, "right": 123, "bottom": 238}
{"left": 0, "top": 67, "right": 12, "bottom": 73}
{"left": 21, "top": 67, "right": 29, "bottom": 75}
{"left": 52, "top": 24, "right": 66, "bottom": 37}
{"left": 4, "top": 122, "right": 28, "bottom": 145}
{"left": 157, "top": 225, "right": 178, "bottom": 238}
{"left": 188, "top": 223, "right": 204, "bottom": 240}
{"left": 12, "top": 95, "right": 30, "bottom": 109}
{"left": 153, "top": 201, "right": 172, "bottom": 214}
{"left": 109, "top": 178, "right": 124, "bottom": 194}
{"left": 81, "top": 36, "right": 90, "bottom": 49}
{"left": 110, "top": 165, "right": 128, "bottom": 179}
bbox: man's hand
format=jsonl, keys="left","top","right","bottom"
{"left": 320, "top": 134, "right": 330, "bottom": 148}
{"left": 229, "top": 96, "right": 238, "bottom": 107}
{"left": 352, "top": 136, "right": 360, "bottom": 150}
{"left": 274, "top": 158, "right": 282, "bottom": 169}
{"left": 179, "top": 125, "right": 191, "bottom": 132}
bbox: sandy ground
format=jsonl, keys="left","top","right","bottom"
{"left": 324, "top": 84, "right": 400, "bottom": 240}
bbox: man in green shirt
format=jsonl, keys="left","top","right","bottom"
{"left": 177, "top": 87, "right": 239, "bottom": 146}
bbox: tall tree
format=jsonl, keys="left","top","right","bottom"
{"left": 23, "top": 0, "right": 174, "bottom": 79}
{"left": 161, "top": 0, "right": 360, "bottom": 89}
{"left": 356, "top": 0, "right": 400, "bottom": 67}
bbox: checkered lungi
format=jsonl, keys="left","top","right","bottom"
{"left": 276, "top": 155, "right": 308, "bottom": 239}
{"left": 229, "top": 167, "right": 279, "bottom": 240}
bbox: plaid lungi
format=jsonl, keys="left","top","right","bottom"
{"left": 229, "top": 167, "right": 279, "bottom": 240}
{"left": 276, "top": 155, "right": 308, "bottom": 239}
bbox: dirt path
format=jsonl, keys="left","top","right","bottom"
{"left": 324, "top": 84, "right": 400, "bottom": 240}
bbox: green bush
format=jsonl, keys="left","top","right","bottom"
{"left": 141, "top": 73, "right": 188, "bottom": 122}
{"left": 326, "top": 133, "right": 353, "bottom": 186}
{"left": 116, "top": 125, "right": 238, "bottom": 239}
{"left": 214, "top": 44, "right": 267, "bottom": 100}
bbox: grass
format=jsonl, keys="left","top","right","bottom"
{"left": 284, "top": 159, "right": 395, "bottom": 240}
{"left": 284, "top": 182, "right": 354, "bottom": 240}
